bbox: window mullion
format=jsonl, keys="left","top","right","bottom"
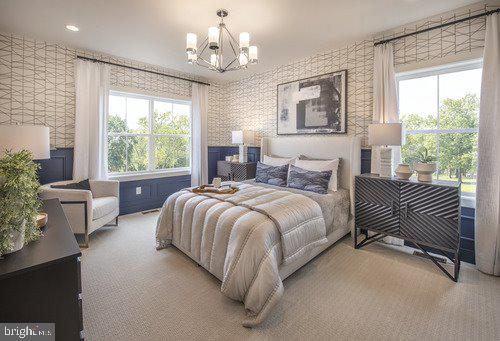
{"left": 148, "top": 99, "right": 155, "bottom": 171}
{"left": 436, "top": 74, "right": 440, "bottom": 180}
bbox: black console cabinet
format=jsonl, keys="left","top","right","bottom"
{"left": 0, "top": 199, "right": 83, "bottom": 340}
{"left": 354, "top": 173, "right": 461, "bottom": 281}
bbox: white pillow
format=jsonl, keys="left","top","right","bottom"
{"left": 294, "top": 158, "right": 340, "bottom": 191}
{"left": 263, "top": 155, "right": 295, "bottom": 167}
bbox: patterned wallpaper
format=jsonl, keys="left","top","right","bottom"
{"left": 210, "top": 2, "right": 496, "bottom": 147}
{"left": 0, "top": 33, "right": 220, "bottom": 148}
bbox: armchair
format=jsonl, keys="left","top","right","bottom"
{"left": 40, "top": 180, "right": 120, "bottom": 247}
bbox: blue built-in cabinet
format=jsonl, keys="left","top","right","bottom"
{"left": 118, "top": 175, "right": 191, "bottom": 215}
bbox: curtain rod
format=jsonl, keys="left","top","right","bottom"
{"left": 76, "top": 55, "right": 211, "bottom": 86}
{"left": 374, "top": 8, "right": 500, "bottom": 46}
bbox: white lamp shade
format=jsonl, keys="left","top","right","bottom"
{"left": 368, "top": 123, "right": 402, "bottom": 146}
{"left": 0, "top": 125, "right": 50, "bottom": 159}
{"left": 231, "top": 130, "right": 254, "bottom": 145}
{"left": 239, "top": 32, "right": 250, "bottom": 49}
{"left": 186, "top": 33, "right": 197, "bottom": 52}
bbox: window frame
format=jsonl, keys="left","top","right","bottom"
{"left": 396, "top": 60, "right": 482, "bottom": 206}
{"left": 107, "top": 90, "right": 192, "bottom": 178}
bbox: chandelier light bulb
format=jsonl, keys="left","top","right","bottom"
{"left": 187, "top": 53, "right": 197, "bottom": 64}
{"left": 239, "top": 32, "right": 250, "bottom": 51}
{"left": 186, "top": 33, "right": 197, "bottom": 54}
{"left": 210, "top": 53, "right": 219, "bottom": 68}
{"left": 239, "top": 53, "right": 248, "bottom": 66}
{"left": 208, "top": 27, "right": 220, "bottom": 49}
{"left": 249, "top": 46, "right": 258, "bottom": 64}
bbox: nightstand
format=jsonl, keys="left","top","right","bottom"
{"left": 217, "top": 161, "right": 257, "bottom": 181}
{"left": 354, "top": 173, "right": 461, "bottom": 281}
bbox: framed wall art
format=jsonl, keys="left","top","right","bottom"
{"left": 277, "top": 70, "right": 347, "bottom": 135}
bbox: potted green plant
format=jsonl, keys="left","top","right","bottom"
{"left": 0, "top": 150, "right": 42, "bottom": 257}
{"left": 413, "top": 147, "right": 437, "bottom": 182}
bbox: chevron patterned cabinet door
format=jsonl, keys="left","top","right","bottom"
{"left": 355, "top": 176, "right": 400, "bottom": 235}
{"left": 399, "top": 182, "right": 460, "bottom": 251}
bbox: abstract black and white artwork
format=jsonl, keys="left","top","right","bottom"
{"left": 277, "top": 70, "right": 347, "bottom": 135}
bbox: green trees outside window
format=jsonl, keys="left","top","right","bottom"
{"left": 107, "top": 92, "right": 191, "bottom": 174}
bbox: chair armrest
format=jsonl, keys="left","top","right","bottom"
{"left": 89, "top": 180, "right": 120, "bottom": 198}
{"left": 40, "top": 187, "right": 93, "bottom": 203}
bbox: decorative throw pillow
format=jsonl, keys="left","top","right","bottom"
{"left": 287, "top": 165, "right": 332, "bottom": 194}
{"left": 263, "top": 155, "right": 295, "bottom": 167}
{"left": 51, "top": 179, "right": 91, "bottom": 191}
{"left": 255, "top": 162, "right": 289, "bottom": 187}
{"left": 294, "top": 158, "right": 340, "bottom": 192}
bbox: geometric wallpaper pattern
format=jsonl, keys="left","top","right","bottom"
{"left": 0, "top": 2, "right": 496, "bottom": 149}
{"left": 210, "top": 2, "right": 494, "bottom": 147}
{"left": 0, "top": 33, "right": 218, "bottom": 148}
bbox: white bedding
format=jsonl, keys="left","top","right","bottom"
{"left": 156, "top": 182, "right": 333, "bottom": 326}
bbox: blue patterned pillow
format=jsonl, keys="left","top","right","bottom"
{"left": 255, "top": 162, "right": 289, "bottom": 187}
{"left": 287, "top": 164, "right": 332, "bottom": 194}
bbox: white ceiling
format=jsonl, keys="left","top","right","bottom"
{"left": 0, "top": 0, "right": 479, "bottom": 83}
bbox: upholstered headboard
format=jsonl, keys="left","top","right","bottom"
{"left": 260, "top": 135, "right": 361, "bottom": 210}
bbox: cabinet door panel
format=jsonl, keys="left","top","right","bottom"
{"left": 355, "top": 177, "right": 400, "bottom": 207}
{"left": 355, "top": 201, "right": 399, "bottom": 235}
{"left": 399, "top": 183, "right": 460, "bottom": 250}
{"left": 355, "top": 177, "right": 400, "bottom": 235}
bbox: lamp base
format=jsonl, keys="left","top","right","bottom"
{"left": 239, "top": 145, "right": 248, "bottom": 163}
{"left": 379, "top": 147, "right": 392, "bottom": 178}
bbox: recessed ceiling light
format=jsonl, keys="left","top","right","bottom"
{"left": 66, "top": 25, "right": 79, "bottom": 32}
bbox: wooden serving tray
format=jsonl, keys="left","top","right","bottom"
{"left": 192, "top": 185, "right": 239, "bottom": 195}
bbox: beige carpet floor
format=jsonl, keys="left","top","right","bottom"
{"left": 81, "top": 212, "right": 500, "bottom": 340}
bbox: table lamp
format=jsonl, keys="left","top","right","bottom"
{"left": 0, "top": 124, "right": 50, "bottom": 160}
{"left": 368, "top": 123, "right": 402, "bottom": 178}
{"left": 231, "top": 130, "right": 254, "bottom": 163}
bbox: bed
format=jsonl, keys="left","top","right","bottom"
{"left": 156, "top": 135, "right": 361, "bottom": 326}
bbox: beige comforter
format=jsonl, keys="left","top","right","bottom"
{"left": 156, "top": 182, "right": 327, "bottom": 326}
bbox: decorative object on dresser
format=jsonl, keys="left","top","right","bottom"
{"left": 217, "top": 160, "right": 257, "bottom": 181}
{"left": 0, "top": 125, "right": 50, "bottom": 256}
{"left": 231, "top": 130, "right": 254, "bottom": 162}
{"left": 0, "top": 199, "right": 83, "bottom": 340}
{"left": 354, "top": 173, "right": 461, "bottom": 281}
{"left": 368, "top": 123, "right": 402, "bottom": 177}
{"left": 412, "top": 147, "right": 437, "bottom": 182}
{"left": 395, "top": 163, "right": 412, "bottom": 180}
{"left": 277, "top": 70, "right": 347, "bottom": 135}
{"left": 39, "top": 179, "right": 120, "bottom": 247}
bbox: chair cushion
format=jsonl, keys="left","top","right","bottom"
{"left": 92, "top": 196, "right": 118, "bottom": 221}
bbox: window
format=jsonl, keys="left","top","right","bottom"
{"left": 107, "top": 91, "right": 191, "bottom": 176}
{"left": 397, "top": 61, "right": 482, "bottom": 201}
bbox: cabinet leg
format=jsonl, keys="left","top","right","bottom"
{"left": 353, "top": 226, "right": 358, "bottom": 249}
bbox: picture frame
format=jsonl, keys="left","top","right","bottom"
{"left": 276, "top": 70, "right": 347, "bottom": 135}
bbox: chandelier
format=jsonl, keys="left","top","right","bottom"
{"left": 185, "top": 9, "right": 258, "bottom": 73}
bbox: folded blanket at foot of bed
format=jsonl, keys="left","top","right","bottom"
{"left": 156, "top": 183, "right": 327, "bottom": 327}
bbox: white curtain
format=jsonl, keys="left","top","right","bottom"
{"left": 73, "top": 60, "right": 110, "bottom": 180}
{"left": 476, "top": 13, "right": 500, "bottom": 276}
{"left": 371, "top": 43, "right": 403, "bottom": 246}
{"left": 191, "top": 83, "right": 208, "bottom": 186}
{"left": 371, "top": 43, "right": 401, "bottom": 174}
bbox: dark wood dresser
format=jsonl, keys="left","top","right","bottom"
{"left": 0, "top": 199, "right": 83, "bottom": 340}
{"left": 354, "top": 173, "right": 461, "bottom": 281}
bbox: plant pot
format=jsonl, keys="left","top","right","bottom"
{"left": 395, "top": 164, "right": 412, "bottom": 180}
{"left": 414, "top": 162, "right": 437, "bottom": 182}
{"left": 4, "top": 220, "right": 26, "bottom": 255}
